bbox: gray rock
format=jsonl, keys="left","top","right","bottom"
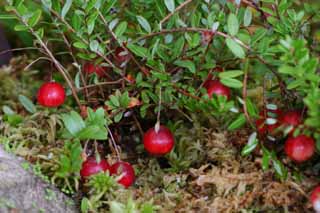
{"left": 0, "top": 146, "right": 77, "bottom": 213}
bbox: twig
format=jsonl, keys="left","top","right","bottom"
{"left": 24, "top": 57, "right": 51, "bottom": 71}
{"left": 156, "top": 86, "right": 162, "bottom": 124}
{"left": 136, "top": 27, "right": 250, "bottom": 50}
{"left": 172, "top": 84, "right": 202, "bottom": 101}
{"left": 132, "top": 114, "right": 144, "bottom": 138}
{"left": 58, "top": 27, "right": 89, "bottom": 101}
{"left": 107, "top": 126, "right": 121, "bottom": 161}
{"left": 76, "top": 79, "right": 124, "bottom": 91}
{"left": 242, "top": 59, "right": 255, "bottom": 128}
{"left": 97, "top": 11, "right": 148, "bottom": 76}
{"left": 0, "top": 47, "right": 41, "bottom": 56}
{"left": 45, "top": 6, "right": 118, "bottom": 70}
{"left": 12, "top": 9, "right": 82, "bottom": 108}
{"left": 159, "top": 0, "right": 194, "bottom": 28}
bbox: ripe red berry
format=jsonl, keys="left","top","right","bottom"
{"left": 280, "top": 110, "right": 302, "bottom": 134}
{"left": 83, "top": 63, "right": 96, "bottom": 75}
{"left": 110, "top": 161, "right": 135, "bottom": 188}
{"left": 114, "top": 47, "right": 131, "bottom": 65}
{"left": 204, "top": 80, "right": 231, "bottom": 99}
{"left": 284, "top": 135, "right": 315, "bottom": 163}
{"left": 311, "top": 185, "right": 320, "bottom": 212}
{"left": 256, "top": 109, "right": 282, "bottom": 135}
{"left": 37, "top": 82, "right": 66, "bottom": 107}
{"left": 83, "top": 63, "right": 108, "bottom": 78}
{"left": 80, "top": 157, "right": 110, "bottom": 178}
{"left": 143, "top": 125, "right": 175, "bottom": 155}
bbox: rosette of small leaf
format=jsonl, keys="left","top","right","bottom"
{"left": 51, "top": 140, "right": 83, "bottom": 194}
{"left": 81, "top": 171, "right": 119, "bottom": 212}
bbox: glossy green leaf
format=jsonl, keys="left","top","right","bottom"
{"left": 228, "top": 13, "right": 239, "bottom": 36}
{"left": 226, "top": 38, "right": 245, "bottom": 59}
{"left": 18, "top": 95, "right": 36, "bottom": 113}
{"left": 137, "top": 15, "right": 151, "bottom": 33}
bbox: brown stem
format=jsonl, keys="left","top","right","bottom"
{"left": 97, "top": 11, "right": 148, "bottom": 76}
{"left": 242, "top": 60, "right": 255, "bottom": 128}
{"left": 172, "top": 84, "right": 202, "bottom": 101}
{"left": 59, "top": 29, "right": 89, "bottom": 101}
{"left": 76, "top": 79, "right": 124, "bottom": 91}
{"left": 13, "top": 9, "right": 82, "bottom": 108}
{"left": 45, "top": 6, "right": 118, "bottom": 70}
{"left": 159, "top": 0, "right": 194, "bottom": 28}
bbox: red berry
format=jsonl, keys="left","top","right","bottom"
{"left": 83, "top": 63, "right": 108, "bottom": 78}
{"left": 110, "top": 161, "right": 135, "bottom": 188}
{"left": 284, "top": 135, "right": 315, "bottom": 163}
{"left": 280, "top": 111, "right": 302, "bottom": 134}
{"left": 311, "top": 185, "right": 320, "bottom": 212}
{"left": 37, "top": 82, "right": 66, "bottom": 107}
{"left": 80, "top": 157, "right": 110, "bottom": 178}
{"left": 143, "top": 125, "right": 175, "bottom": 155}
{"left": 83, "top": 63, "right": 96, "bottom": 75}
{"left": 204, "top": 80, "right": 231, "bottom": 99}
{"left": 214, "top": 67, "right": 224, "bottom": 72}
{"left": 114, "top": 47, "right": 131, "bottom": 65}
{"left": 256, "top": 109, "right": 282, "bottom": 135}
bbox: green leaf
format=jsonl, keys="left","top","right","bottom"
{"left": 243, "top": 7, "right": 252, "bottom": 27}
{"left": 81, "top": 197, "right": 90, "bottom": 213}
{"left": 109, "top": 95, "right": 120, "bottom": 107}
{"left": 18, "top": 95, "right": 36, "bottom": 113}
{"left": 228, "top": 114, "right": 246, "bottom": 130}
{"left": 164, "top": 0, "right": 175, "bottom": 13}
{"left": 62, "top": 111, "right": 86, "bottom": 136}
{"left": 28, "top": 10, "right": 42, "bottom": 27}
{"left": 114, "top": 112, "right": 123, "bottom": 123}
{"left": 77, "top": 125, "right": 108, "bottom": 140}
{"left": 171, "top": 36, "right": 185, "bottom": 59}
{"left": 71, "top": 12, "right": 82, "bottom": 31}
{"left": 220, "top": 78, "right": 243, "bottom": 88}
{"left": 0, "top": 15, "right": 17, "bottom": 20}
{"left": 218, "top": 70, "right": 243, "bottom": 78}
{"left": 73, "top": 41, "right": 88, "bottom": 49}
{"left": 174, "top": 60, "right": 196, "bottom": 73}
{"left": 2, "top": 105, "right": 15, "bottom": 115}
{"left": 41, "top": 0, "right": 52, "bottom": 10}
{"left": 110, "top": 201, "right": 125, "bottom": 213}
{"left": 272, "top": 159, "right": 287, "bottom": 180}
{"left": 241, "top": 132, "right": 258, "bottom": 156}
{"left": 137, "top": 15, "right": 151, "bottom": 33}
{"left": 226, "top": 38, "right": 245, "bottom": 59}
{"left": 89, "top": 40, "right": 99, "bottom": 52}
{"left": 114, "top": 21, "right": 127, "bottom": 38}
{"left": 61, "top": 0, "right": 73, "bottom": 19}
{"left": 127, "top": 43, "right": 149, "bottom": 58}
{"left": 105, "top": 0, "right": 117, "bottom": 13}
{"left": 14, "top": 24, "right": 28, "bottom": 31}
{"left": 228, "top": 13, "right": 239, "bottom": 36}
{"left": 262, "top": 147, "right": 271, "bottom": 170}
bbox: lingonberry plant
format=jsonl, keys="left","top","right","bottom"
{"left": 1, "top": 0, "right": 320, "bottom": 212}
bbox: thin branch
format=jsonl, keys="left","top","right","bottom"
{"left": 106, "top": 126, "right": 121, "bottom": 161}
{"left": 0, "top": 47, "right": 41, "bottom": 56}
{"left": 12, "top": 9, "right": 82, "bottom": 108}
{"left": 97, "top": 11, "right": 149, "bottom": 76}
{"left": 76, "top": 79, "right": 124, "bottom": 91}
{"left": 46, "top": 6, "right": 118, "bottom": 70}
{"left": 24, "top": 57, "right": 51, "bottom": 71}
{"left": 159, "top": 0, "right": 194, "bottom": 28}
{"left": 242, "top": 59, "right": 255, "bottom": 128}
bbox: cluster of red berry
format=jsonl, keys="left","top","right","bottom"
{"left": 36, "top": 65, "right": 319, "bottom": 209}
